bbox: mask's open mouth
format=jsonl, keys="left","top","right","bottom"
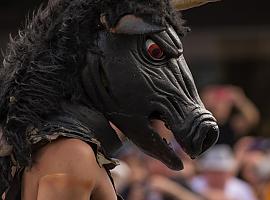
{"left": 148, "top": 109, "right": 219, "bottom": 169}
{"left": 149, "top": 111, "right": 173, "bottom": 145}
{"left": 146, "top": 111, "right": 182, "bottom": 170}
{"left": 148, "top": 111, "right": 184, "bottom": 169}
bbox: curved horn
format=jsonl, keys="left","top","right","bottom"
{"left": 171, "top": 0, "right": 221, "bottom": 11}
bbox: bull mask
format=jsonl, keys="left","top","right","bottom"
{"left": 82, "top": 14, "right": 219, "bottom": 170}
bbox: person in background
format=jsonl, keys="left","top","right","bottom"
{"left": 201, "top": 85, "right": 260, "bottom": 147}
{"left": 146, "top": 154, "right": 204, "bottom": 200}
{"left": 115, "top": 143, "right": 204, "bottom": 200}
{"left": 255, "top": 155, "right": 270, "bottom": 200}
{"left": 235, "top": 136, "right": 270, "bottom": 199}
{"left": 111, "top": 160, "right": 132, "bottom": 193}
{"left": 190, "top": 145, "right": 258, "bottom": 200}
{"left": 144, "top": 121, "right": 204, "bottom": 200}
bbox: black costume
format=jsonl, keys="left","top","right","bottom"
{"left": 0, "top": 0, "right": 219, "bottom": 199}
{"left": 4, "top": 106, "right": 124, "bottom": 199}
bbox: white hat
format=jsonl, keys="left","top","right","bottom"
{"left": 197, "top": 145, "right": 237, "bottom": 172}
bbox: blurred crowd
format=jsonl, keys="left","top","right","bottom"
{"left": 112, "top": 85, "right": 270, "bottom": 200}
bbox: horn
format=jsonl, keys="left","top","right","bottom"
{"left": 171, "top": 0, "right": 221, "bottom": 11}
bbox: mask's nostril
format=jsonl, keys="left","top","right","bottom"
{"left": 201, "top": 125, "right": 219, "bottom": 154}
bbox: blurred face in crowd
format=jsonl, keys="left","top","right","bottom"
{"left": 201, "top": 86, "right": 234, "bottom": 124}
{"left": 241, "top": 150, "right": 265, "bottom": 185}
{"left": 204, "top": 170, "right": 232, "bottom": 189}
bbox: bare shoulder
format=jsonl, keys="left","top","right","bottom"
{"left": 22, "top": 138, "right": 118, "bottom": 200}
{"left": 22, "top": 138, "right": 107, "bottom": 200}
{"left": 31, "top": 138, "right": 101, "bottom": 183}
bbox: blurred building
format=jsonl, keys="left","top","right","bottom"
{"left": 0, "top": 0, "right": 270, "bottom": 136}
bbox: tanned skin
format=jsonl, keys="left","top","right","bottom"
{"left": 21, "top": 139, "right": 117, "bottom": 200}
{"left": 21, "top": 121, "right": 170, "bottom": 200}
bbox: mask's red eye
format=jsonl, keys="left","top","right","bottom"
{"left": 145, "top": 39, "right": 165, "bottom": 61}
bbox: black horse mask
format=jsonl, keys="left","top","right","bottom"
{"left": 82, "top": 14, "right": 219, "bottom": 170}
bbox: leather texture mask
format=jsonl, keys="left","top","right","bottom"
{"left": 82, "top": 19, "right": 219, "bottom": 170}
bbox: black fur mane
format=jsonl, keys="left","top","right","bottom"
{"left": 0, "top": 0, "right": 186, "bottom": 194}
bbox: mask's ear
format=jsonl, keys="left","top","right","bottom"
{"left": 100, "top": 14, "right": 165, "bottom": 35}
